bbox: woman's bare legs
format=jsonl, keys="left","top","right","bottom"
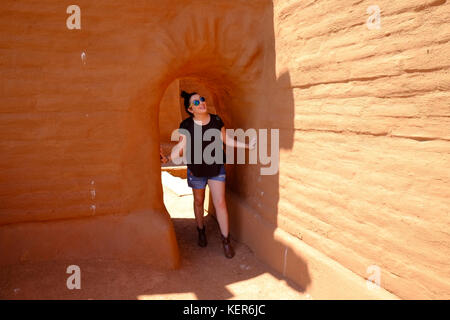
{"left": 192, "top": 188, "right": 206, "bottom": 228}
{"left": 207, "top": 179, "right": 229, "bottom": 237}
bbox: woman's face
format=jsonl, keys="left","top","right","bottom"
{"left": 189, "top": 94, "right": 207, "bottom": 115}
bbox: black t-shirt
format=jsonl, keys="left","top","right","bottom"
{"left": 179, "top": 113, "right": 226, "bottom": 177}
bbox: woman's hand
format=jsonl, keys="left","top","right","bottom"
{"left": 222, "top": 127, "right": 257, "bottom": 150}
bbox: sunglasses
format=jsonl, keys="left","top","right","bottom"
{"left": 190, "top": 96, "right": 206, "bottom": 106}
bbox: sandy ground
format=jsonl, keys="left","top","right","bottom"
{"left": 0, "top": 176, "right": 309, "bottom": 300}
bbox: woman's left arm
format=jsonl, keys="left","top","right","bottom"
{"left": 221, "top": 127, "right": 256, "bottom": 149}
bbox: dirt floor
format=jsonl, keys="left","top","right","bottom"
{"left": 0, "top": 175, "right": 309, "bottom": 300}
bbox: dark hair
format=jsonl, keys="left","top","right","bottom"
{"left": 180, "top": 90, "right": 197, "bottom": 116}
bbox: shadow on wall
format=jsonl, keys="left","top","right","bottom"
{"left": 153, "top": 0, "right": 311, "bottom": 292}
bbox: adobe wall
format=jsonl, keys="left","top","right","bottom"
{"left": 1, "top": 0, "right": 448, "bottom": 299}
{"left": 266, "top": 0, "right": 450, "bottom": 299}
{"left": 0, "top": 0, "right": 271, "bottom": 271}
{"left": 159, "top": 80, "right": 181, "bottom": 144}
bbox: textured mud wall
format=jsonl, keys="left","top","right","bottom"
{"left": 0, "top": 0, "right": 270, "bottom": 270}
{"left": 271, "top": 0, "right": 450, "bottom": 299}
{"left": 159, "top": 80, "right": 181, "bottom": 144}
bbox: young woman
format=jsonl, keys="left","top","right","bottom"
{"left": 166, "top": 91, "right": 255, "bottom": 259}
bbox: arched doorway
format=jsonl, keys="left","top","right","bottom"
{"left": 158, "top": 76, "right": 225, "bottom": 244}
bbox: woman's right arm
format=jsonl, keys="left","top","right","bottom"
{"left": 169, "top": 134, "right": 186, "bottom": 164}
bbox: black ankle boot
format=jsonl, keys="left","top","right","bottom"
{"left": 221, "top": 233, "right": 235, "bottom": 259}
{"left": 197, "top": 225, "right": 207, "bottom": 247}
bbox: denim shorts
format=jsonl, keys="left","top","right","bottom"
{"left": 187, "top": 165, "right": 226, "bottom": 189}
